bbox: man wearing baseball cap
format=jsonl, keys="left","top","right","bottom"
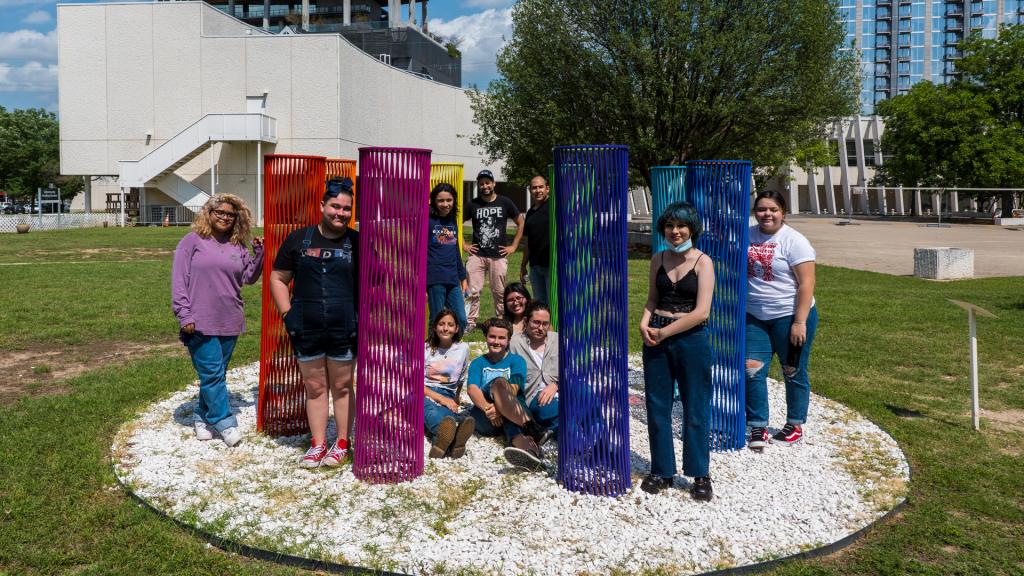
{"left": 464, "top": 169, "right": 524, "bottom": 331}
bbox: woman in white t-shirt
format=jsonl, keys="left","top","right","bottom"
{"left": 423, "top": 309, "right": 474, "bottom": 459}
{"left": 745, "top": 190, "right": 818, "bottom": 450}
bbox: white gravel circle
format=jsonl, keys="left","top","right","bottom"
{"left": 112, "top": 354, "right": 909, "bottom": 575}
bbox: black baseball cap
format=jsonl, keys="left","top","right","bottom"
{"left": 476, "top": 169, "right": 495, "bottom": 182}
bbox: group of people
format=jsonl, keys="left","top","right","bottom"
{"left": 171, "top": 172, "right": 818, "bottom": 502}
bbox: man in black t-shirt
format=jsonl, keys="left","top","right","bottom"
{"left": 464, "top": 169, "right": 524, "bottom": 329}
{"left": 520, "top": 175, "right": 551, "bottom": 305}
{"left": 268, "top": 178, "right": 358, "bottom": 469}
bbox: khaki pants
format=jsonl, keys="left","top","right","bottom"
{"left": 465, "top": 254, "right": 508, "bottom": 324}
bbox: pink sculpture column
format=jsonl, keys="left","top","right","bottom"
{"left": 353, "top": 147, "right": 432, "bottom": 483}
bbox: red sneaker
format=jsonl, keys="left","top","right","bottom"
{"left": 322, "top": 440, "right": 349, "bottom": 467}
{"left": 771, "top": 423, "right": 803, "bottom": 446}
{"left": 299, "top": 441, "right": 329, "bottom": 468}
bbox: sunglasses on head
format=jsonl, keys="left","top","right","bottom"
{"left": 325, "top": 178, "right": 353, "bottom": 198}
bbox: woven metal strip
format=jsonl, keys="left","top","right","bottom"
{"left": 353, "top": 147, "right": 432, "bottom": 484}
{"left": 325, "top": 158, "right": 358, "bottom": 230}
{"left": 553, "top": 145, "right": 631, "bottom": 497}
{"left": 547, "top": 164, "right": 559, "bottom": 329}
{"left": 430, "top": 163, "right": 465, "bottom": 254}
{"left": 258, "top": 154, "right": 328, "bottom": 436}
{"left": 682, "top": 160, "right": 751, "bottom": 451}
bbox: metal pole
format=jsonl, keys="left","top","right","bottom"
{"left": 211, "top": 144, "right": 217, "bottom": 196}
{"left": 37, "top": 188, "right": 42, "bottom": 226}
{"left": 257, "top": 141, "right": 263, "bottom": 226}
{"left": 970, "top": 308, "right": 979, "bottom": 431}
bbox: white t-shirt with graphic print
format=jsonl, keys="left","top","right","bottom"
{"left": 746, "top": 224, "right": 816, "bottom": 321}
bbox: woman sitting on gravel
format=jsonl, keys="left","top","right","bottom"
{"left": 172, "top": 194, "right": 263, "bottom": 447}
{"left": 423, "top": 309, "right": 475, "bottom": 459}
{"left": 745, "top": 190, "right": 818, "bottom": 450}
{"left": 639, "top": 200, "right": 715, "bottom": 501}
{"left": 501, "top": 283, "right": 532, "bottom": 334}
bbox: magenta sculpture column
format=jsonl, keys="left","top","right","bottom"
{"left": 353, "top": 147, "right": 432, "bottom": 483}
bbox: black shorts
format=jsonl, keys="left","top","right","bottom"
{"left": 283, "top": 308, "right": 356, "bottom": 362}
{"left": 288, "top": 329, "right": 355, "bottom": 362}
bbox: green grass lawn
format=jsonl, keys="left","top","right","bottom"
{"left": 1, "top": 227, "right": 1022, "bottom": 575}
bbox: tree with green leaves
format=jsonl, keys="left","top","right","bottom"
{"left": 875, "top": 26, "right": 1024, "bottom": 215}
{"left": 0, "top": 106, "right": 82, "bottom": 200}
{"left": 469, "top": 0, "right": 859, "bottom": 187}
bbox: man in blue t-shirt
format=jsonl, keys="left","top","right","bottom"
{"left": 466, "top": 317, "right": 545, "bottom": 470}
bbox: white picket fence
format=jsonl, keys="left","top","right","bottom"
{"left": 0, "top": 213, "right": 119, "bottom": 233}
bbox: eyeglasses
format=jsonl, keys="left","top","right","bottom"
{"left": 212, "top": 209, "right": 238, "bottom": 220}
{"left": 506, "top": 295, "right": 527, "bottom": 304}
{"left": 528, "top": 320, "right": 551, "bottom": 328}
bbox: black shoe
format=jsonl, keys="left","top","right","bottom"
{"left": 523, "top": 419, "right": 544, "bottom": 442}
{"left": 691, "top": 476, "right": 713, "bottom": 502}
{"left": 640, "top": 474, "right": 673, "bottom": 495}
{"left": 536, "top": 428, "right": 556, "bottom": 448}
{"left": 748, "top": 426, "right": 769, "bottom": 452}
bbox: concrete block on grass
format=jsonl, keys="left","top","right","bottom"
{"left": 914, "top": 247, "right": 974, "bottom": 280}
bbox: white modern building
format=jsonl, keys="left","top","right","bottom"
{"left": 58, "top": 1, "right": 497, "bottom": 224}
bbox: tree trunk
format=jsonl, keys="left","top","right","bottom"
{"left": 1001, "top": 191, "right": 1014, "bottom": 218}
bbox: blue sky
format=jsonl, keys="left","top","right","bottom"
{"left": 0, "top": 0, "right": 513, "bottom": 112}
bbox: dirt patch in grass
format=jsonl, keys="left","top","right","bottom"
{"left": 0, "top": 340, "right": 180, "bottom": 405}
{"left": 980, "top": 408, "right": 1024, "bottom": 433}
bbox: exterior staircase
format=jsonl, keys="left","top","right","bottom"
{"left": 118, "top": 113, "right": 277, "bottom": 193}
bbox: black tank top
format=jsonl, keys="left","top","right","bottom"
{"left": 655, "top": 253, "right": 703, "bottom": 314}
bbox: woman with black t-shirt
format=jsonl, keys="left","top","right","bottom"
{"left": 268, "top": 178, "right": 359, "bottom": 469}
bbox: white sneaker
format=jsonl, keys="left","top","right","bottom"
{"left": 194, "top": 419, "right": 213, "bottom": 441}
{"left": 221, "top": 426, "right": 243, "bottom": 447}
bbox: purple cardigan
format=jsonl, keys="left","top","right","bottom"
{"left": 171, "top": 232, "right": 264, "bottom": 336}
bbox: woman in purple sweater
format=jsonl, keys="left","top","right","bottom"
{"left": 172, "top": 194, "right": 263, "bottom": 446}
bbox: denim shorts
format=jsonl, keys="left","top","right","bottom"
{"left": 289, "top": 330, "right": 356, "bottom": 363}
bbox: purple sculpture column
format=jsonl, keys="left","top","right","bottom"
{"left": 353, "top": 147, "right": 432, "bottom": 483}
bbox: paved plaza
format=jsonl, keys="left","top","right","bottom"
{"left": 788, "top": 216, "right": 1024, "bottom": 278}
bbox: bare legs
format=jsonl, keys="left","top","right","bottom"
{"left": 299, "top": 358, "right": 356, "bottom": 445}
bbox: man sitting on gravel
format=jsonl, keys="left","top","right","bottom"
{"left": 506, "top": 302, "right": 558, "bottom": 462}
{"left": 466, "top": 317, "right": 546, "bottom": 470}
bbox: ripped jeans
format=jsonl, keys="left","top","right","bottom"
{"left": 744, "top": 307, "right": 818, "bottom": 427}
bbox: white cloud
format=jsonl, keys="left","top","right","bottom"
{"left": 22, "top": 10, "right": 52, "bottom": 24}
{"left": 0, "top": 0, "right": 51, "bottom": 6}
{"left": 429, "top": 7, "right": 513, "bottom": 88}
{"left": 0, "top": 61, "right": 59, "bottom": 93}
{"left": 462, "top": 0, "right": 515, "bottom": 8}
{"left": 0, "top": 28, "right": 57, "bottom": 62}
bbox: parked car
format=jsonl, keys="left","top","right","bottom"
{"left": 0, "top": 202, "right": 15, "bottom": 214}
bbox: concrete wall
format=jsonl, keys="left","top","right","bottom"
{"left": 60, "top": 1, "right": 498, "bottom": 213}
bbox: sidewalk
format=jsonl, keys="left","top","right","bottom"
{"left": 788, "top": 216, "right": 1024, "bottom": 278}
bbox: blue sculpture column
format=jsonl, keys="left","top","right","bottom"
{"left": 553, "top": 145, "right": 631, "bottom": 496}
{"left": 682, "top": 160, "right": 751, "bottom": 451}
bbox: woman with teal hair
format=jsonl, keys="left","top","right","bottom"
{"left": 639, "top": 201, "right": 715, "bottom": 501}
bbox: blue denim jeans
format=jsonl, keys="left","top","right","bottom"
{"left": 186, "top": 334, "right": 238, "bottom": 432}
{"left": 469, "top": 386, "right": 559, "bottom": 442}
{"left": 642, "top": 327, "right": 711, "bottom": 478}
{"left": 426, "top": 283, "right": 468, "bottom": 331}
{"left": 744, "top": 306, "right": 818, "bottom": 427}
{"left": 423, "top": 388, "right": 467, "bottom": 437}
{"left": 528, "top": 265, "right": 551, "bottom": 306}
